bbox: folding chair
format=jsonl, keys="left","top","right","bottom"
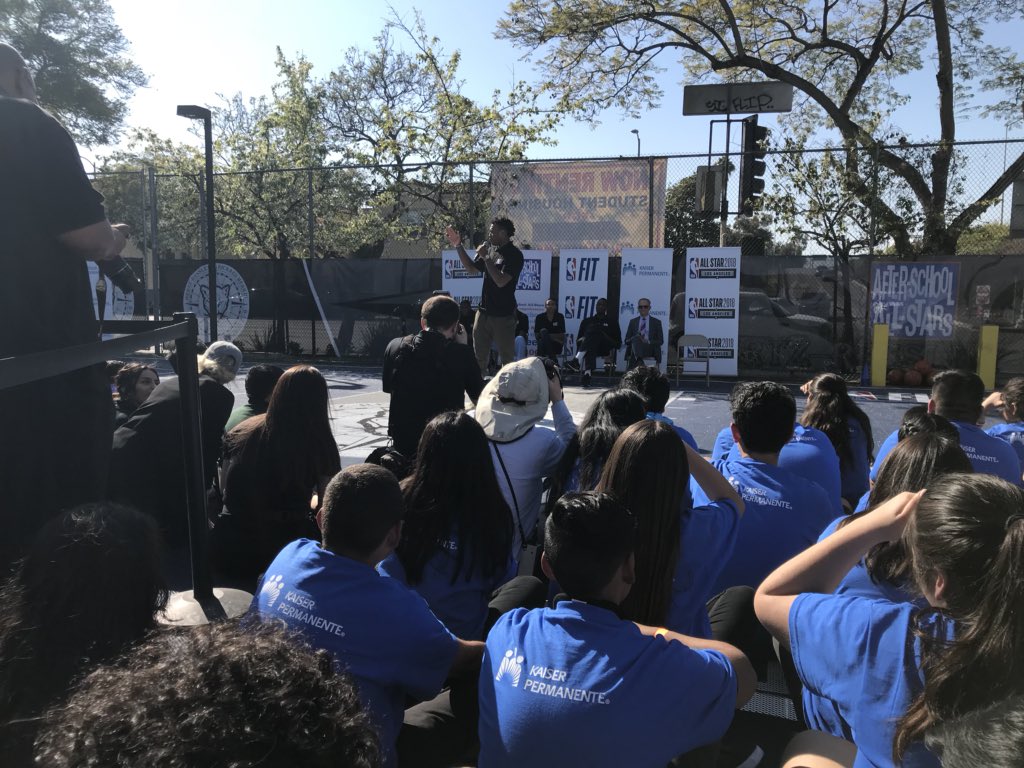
{"left": 676, "top": 334, "right": 711, "bottom": 388}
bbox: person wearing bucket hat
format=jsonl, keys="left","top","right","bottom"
{"left": 109, "top": 341, "right": 242, "bottom": 565}
{"left": 474, "top": 357, "right": 576, "bottom": 556}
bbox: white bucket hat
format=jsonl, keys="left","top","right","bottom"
{"left": 474, "top": 357, "right": 549, "bottom": 443}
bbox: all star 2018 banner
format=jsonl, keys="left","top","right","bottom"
{"left": 684, "top": 247, "right": 742, "bottom": 376}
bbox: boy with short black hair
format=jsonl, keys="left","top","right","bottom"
{"left": 873, "top": 369, "right": 1022, "bottom": 485}
{"left": 254, "top": 464, "right": 482, "bottom": 768}
{"left": 619, "top": 365, "right": 698, "bottom": 449}
{"left": 697, "top": 382, "right": 835, "bottom": 593}
{"left": 478, "top": 492, "right": 754, "bottom": 768}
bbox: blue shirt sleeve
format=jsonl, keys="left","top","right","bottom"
{"left": 711, "top": 427, "right": 734, "bottom": 461}
{"left": 383, "top": 585, "right": 460, "bottom": 700}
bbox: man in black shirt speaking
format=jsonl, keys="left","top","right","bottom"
{"left": 445, "top": 218, "right": 524, "bottom": 375}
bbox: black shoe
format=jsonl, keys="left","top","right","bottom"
{"left": 582, "top": 370, "right": 592, "bottom": 388}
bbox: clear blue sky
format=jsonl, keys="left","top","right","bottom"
{"left": 102, "top": 0, "right": 1020, "bottom": 163}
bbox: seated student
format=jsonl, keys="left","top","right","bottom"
{"left": 755, "top": 475, "right": 1024, "bottom": 768}
{"left": 252, "top": 464, "right": 483, "bottom": 768}
{"left": 619, "top": 365, "right": 699, "bottom": 450}
{"left": 712, "top": 392, "right": 842, "bottom": 517}
{"left": 34, "top": 620, "right": 380, "bottom": 768}
{"left": 547, "top": 388, "right": 646, "bottom": 499}
{"left": 799, "top": 373, "right": 873, "bottom": 508}
{"left": 924, "top": 694, "right": 1024, "bottom": 768}
{"left": 379, "top": 411, "right": 544, "bottom": 641}
{"left": 697, "top": 382, "right": 836, "bottom": 594}
{"left": 597, "top": 420, "right": 744, "bottom": 638}
{"left": 0, "top": 503, "right": 167, "bottom": 767}
{"left": 848, "top": 407, "right": 960, "bottom": 514}
{"left": 983, "top": 376, "right": 1024, "bottom": 466}
{"left": 224, "top": 363, "right": 285, "bottom": 432}
{"left": 871, "top": 369, "right": 1022, "bottom": 485}
{"left": 802, "top": 435, "right": 972, "bottom": 741}
{"left": 478, "top": 492, "right": 755, "bottom": 768}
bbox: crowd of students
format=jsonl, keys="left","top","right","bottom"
{"left": 1, "top": 361, "right": 1023, "bottom": 767}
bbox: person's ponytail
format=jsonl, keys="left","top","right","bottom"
{"left": 894, "top": 476, "right": 1024, "bottom": 760}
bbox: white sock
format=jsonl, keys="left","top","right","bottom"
{"left": 576, "top": 351, "right": 586, "bottom": 365}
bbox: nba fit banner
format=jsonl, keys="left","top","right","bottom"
{"left": 684, "top": 247, "right": 742, "bottom": 376}
{"left": 441, "top": 249, "right": 552, "bottom": 354}
{"left": 558, "top": 249, "right": 609, "bottom": 358}
{"left": 617, "top": 249, "right": 672, "bottom": 369}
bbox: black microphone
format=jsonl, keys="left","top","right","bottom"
{"left": 98, "top": 257, "right": 142, "bottom": 294}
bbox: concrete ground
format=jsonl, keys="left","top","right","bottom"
{"left": 135, "top": 357, "right": 953, "bottom": 463}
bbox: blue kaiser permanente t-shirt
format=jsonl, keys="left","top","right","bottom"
{"left": 872, "top": 421, "right": 1023, "bottom": 485}
{"left": 478, "top": 602, "right": 736, "bottom": 768}
{"left": 986, "top": 421, "right": 1024, "bottom": 467}
{"left": 714, "top": 424, "right": 843, "bottom": 516}
{"left": 791, "top": 593, "right": 953, "bottom": 768}
{"left": 646, "top": 412, "right": 699, "bottom": 450}
{"left": 693, "top": 457, "right": 835, "bottom": 593}
{"left": 378, "top": 540, "right": 516, "bottom": 641}
{"left": 254, "top": 539, "right": 458, "bottom": 767}
{"left": 669, "top": 499, "right": 741, "bottom": 637}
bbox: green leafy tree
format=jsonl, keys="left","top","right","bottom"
{"left": 664, "top": 172, "right": 720, "bottom": 256}
{"left": 321, "top": 11, "right": 559, "bottom": 251}
{"left": 498, "top": 0, "right": 1024, "bottom": 255}
{"left": 1, "top": 0, "right": 146, "bottom": 145}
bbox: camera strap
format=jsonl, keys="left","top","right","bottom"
{"left": 492, "top": 442, "right": 528, "bottom": 547}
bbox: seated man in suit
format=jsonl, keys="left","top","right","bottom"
{"left": 624, "top": 298, "right": 663, "bottom": 370}
{"left": 572, "top": 298, "right": 622, "bottom": 387}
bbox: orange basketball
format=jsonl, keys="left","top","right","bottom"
{"left": 903, "top": 369, "right": 923, "bottom": 387}
{"left": 887, "top": 368, "right": 904, "bottom": 385}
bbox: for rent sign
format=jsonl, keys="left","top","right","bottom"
{"left": 871, "top": 262, "right": 960, "bottom": 338}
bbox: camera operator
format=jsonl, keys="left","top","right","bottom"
{"left": 0, "top": 43, "right": 138, "bottom": 573}
{"left": 382, "top": 295, "right": 484, "bottom": 459}
{"left": 473, "top": 357, "right": 576, "bottom": 566}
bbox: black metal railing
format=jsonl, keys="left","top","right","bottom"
{"left": 0, "top": 313, "right": 220, "bottom": 612}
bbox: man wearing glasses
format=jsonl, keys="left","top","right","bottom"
{"left": 624, "top": 298, "right": 664, "bottom": 370}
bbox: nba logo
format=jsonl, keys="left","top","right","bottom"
{"left": 688, "top": 297, "right": 699, "bottom": 318}
{"left": 688, "top": 258, "right": 699, "bottom": 280}
{"left": 564, "top": 296, "right": 576, "bottom": 319}
{"left": 565, "top": 258, "right": 577, "bottom": 281}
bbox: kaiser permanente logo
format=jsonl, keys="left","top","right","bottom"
{"left": 496, "top": 647, "right": 610, "bottom": 704}
{"left": 688, "top": 255, "right": 738, "bottom": 280}
{"left": 260, "top": 574, "right": 285, "bottom": 607}
{"left": 622, "top": 261, "right": 638, "bottom": 276}
{"left": 620, "top": 300, "right": 635, "bottom": 314}
{"left": 688, "top": 296, "right": 737, "bottom": 319}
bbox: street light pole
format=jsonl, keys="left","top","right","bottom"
{"left": 176, "top": 104, "right": 217, "bottom": 342}
{"left": 630, "top": 128, "right": 641, "bottom": 157}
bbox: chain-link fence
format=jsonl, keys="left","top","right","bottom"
{"left": 89, "top": 137, "right": 1024, "bottom": 380}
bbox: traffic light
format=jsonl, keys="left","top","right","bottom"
{"left": 739, "top": 115, "right": 768, "bottom": 216}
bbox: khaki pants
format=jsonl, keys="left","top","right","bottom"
{"left": 473, "top": 311, "right": 517, "bottom": 374}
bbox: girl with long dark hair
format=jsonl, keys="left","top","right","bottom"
{"left": 549, "top": 388, "right": 646, "bottom": 499}
{"left": 212, "top": 365, "right": 340, "bottom": 588}
{"left": 0, "top": 503, "right": 167, "bottom": 766}
{"left": 756, "top": 473, "right": 1024, "bottom": 767}
{"left": 800, "top": 372, "right": 874, "bottom": 507}
{"left": 597, "top": 420, "right": 743, "bottom": 635}
{"left": 379, "top": 411, "right": 520, "bottom": 640}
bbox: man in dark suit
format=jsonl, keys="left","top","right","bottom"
{"left": 624, "top": 297, "right": 664, "bottom": 369}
